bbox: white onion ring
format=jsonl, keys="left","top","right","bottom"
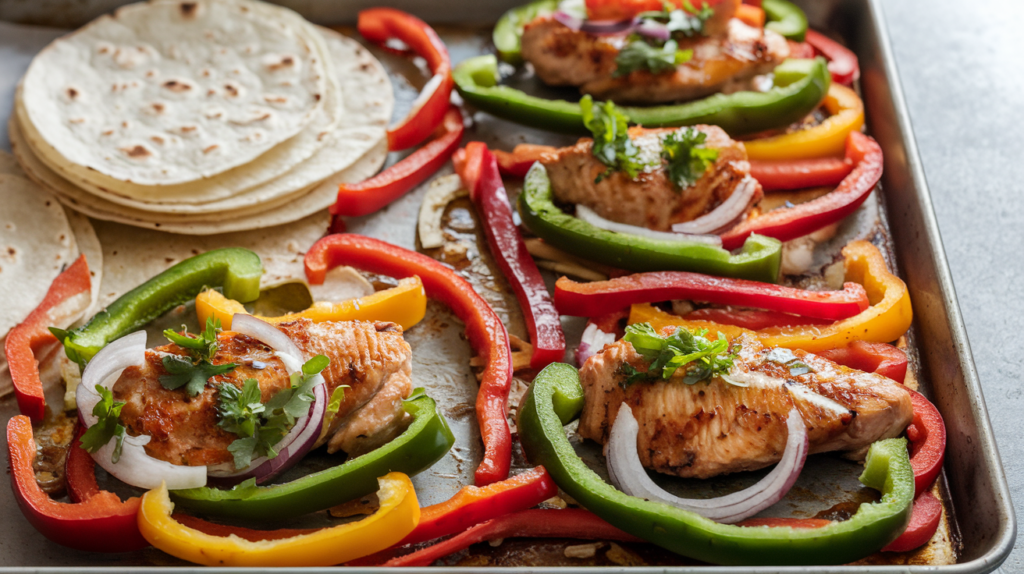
{"left": 633, "top": 18, "right": 671, "bottom": 40}
{"left": 672, "top": 175, "right": 760, "bottom": 235}
{"left": 577, "top": 323, "right": 617, "bottom": 367}
{"left": 607, "top": 403, "right": 808, "bottom": 523}
{"left": 231, "top": 314, "right": 305, "bottom": 364}
{"left": 77, "top": 330, "right": 206, "bottom": 490}
{"left": 576, "top": 204, "right": 724, "bottom": 246}
{"left": 554, "top": 9, "right": 670, "bottom": 38}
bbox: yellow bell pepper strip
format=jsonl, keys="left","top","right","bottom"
{"left": 195, "top": 276, "right": 427, "bottom": 331}
{"left": 137, "top": 472, "right": 419, "bottom": 567}
{"left": 744, "top": 83, "right": 864, "bottom": 160}
{"left": 628, "top": 240, "right": 912, "bottom": 353}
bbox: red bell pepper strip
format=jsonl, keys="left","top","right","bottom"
{"left": 685, "top": 308, "right": 832, "bottom": 330}
{"left": 462, "top": 143, "right": 566, "bottom": 370}
{"left": 721, "top": 131, "right": 882, "bottom": 250}
{"left": 358, "top": 8, "right": 453, "bottom": 151}
{"left": 304, "top": 234, "right": 512, "bottom": 486}
{"left": 493, "top": 144, "right": 555, "bottom": 178}
{"left": 882, "top": 491, "right": 942, "bottom": 552}
{"left": 749, "top": 157, "right": 854, "bottom": 192}
{"left": 818, "top": 340, "right": 908, "bottom": 384}
{"left": 5, "top": 255, "right": 91, "bottom": 421}
{"left": 805, "top": 29, "right": 860, "bottom": 86}
{"left": 787, "top": 40, "right": 816, "bottom": 59}
{"left": 906, "top": 389, "right": 946, "bottom": 494}
{"left": 331, "top": 106, "right": 465, "bottom": 217}
{"left": 8, "top": 416, "right": 148, "bottom": 552}
{"left": 737, "top": 517, "right": 832, "bottom": 529}
{"left": 381, "top": 508, "right": 644, "bottom": 566}
{"left": 555, "top": 272, "right": 869, "bottom": 321}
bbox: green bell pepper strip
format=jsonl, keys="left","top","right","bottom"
{"left": 763, "top": 0, "right": 808, "bottom": 41}
{"left": 453, "top": 55, "right": 830, "bottom": 137}
{"left": 170, "top": 389, "right": 455, "bottom": 521}
{"left": 493, "top": 0, "right": 558, "bottom": 65}
{"left": 59, "top": 248, "right": 263, "bottom": 364}
{"left": 517, "top": 163, "right": 782, "bottom": 283}
{"left": 517, "top": 362, "right": 916, "bottom": 566}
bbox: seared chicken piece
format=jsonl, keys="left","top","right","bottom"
{"left": 541, "top": 125, "right": 761, "bottom": 231}
{"left": 113, "top": 318, "right": 412, "bottom": 466}
{"left": 521, "top": 16, "right": 789, "bottom": 104}
{"left": 577, "top": 333, "right": 912, "bottom": 478}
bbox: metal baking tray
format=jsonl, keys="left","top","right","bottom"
{"left": 0, "top": 0, "right": 1015, "bottom": 571}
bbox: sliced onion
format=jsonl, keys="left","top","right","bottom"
{"left": 672, "top": 175, "right": 760, "bottom": 235}
{"left": 633, "top": 18, "right": 671, "bottom": 40}
{"left": 553, "top": 10, "right": 637, "bottom": 35}
{"left": 553, "top": 10, "right": 583, "bottom": 30}
{"left": 76, "top": 331, "right": 147, "bottom": 428}
{"left": 576, "top": 204, "right": 724, "bottom": 246}
{"left": 607, "top": 402, "right": 808, "bottom": 524}
{"left": 231, "top": 314, "right": 305, "bottom": 364}
{"left": 577, "top": 322, "right": 617, "bottom": 367}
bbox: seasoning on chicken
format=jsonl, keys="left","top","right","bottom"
{"left": 577, "top": 332, "right": 913, "bottom": 478}
{"left": 112, "top": 319, "right": 412, "bottom": 467}
{"left": 521, "top": 1, "right": 789, "bottom": 104}
{"left": 540, "top": 125, "right": 762, "bottom": 231}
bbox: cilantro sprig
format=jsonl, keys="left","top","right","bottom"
{"left": 80, "top": 384, "right": 128, "bottom": 463}
{"left": 619, "top": 322, "right": 740, "bottom": 386}
{"left": 661, "top": 127, "right": 719, "bottom": 190}
{"left": 216, "top": 355, "right": 330, "bottom": 470}
{"left": 158, "top": 317, "right": 237, "bottom": 397}
{"left": 581, "top": 95, "right": 654, "bottom": 182}
{"left": 614, "top": 39, "right": 693, "bottom": 77}
{"left": 636, "top": 0, "right": 714, "bottom": 38}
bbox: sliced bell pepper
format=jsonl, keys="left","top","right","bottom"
{"left": 6, "top": 255, "right": 91, "bottom": 421}
{"left": 762, "top": 0, "right": 808, "bottom": 41}
{"left": 628, "top": 240, "right": 912, "bottom": 353}
{"left": 684, "top": 308, "right": 832, "bottom": 330}
{"left": 517, "top": 362, "right": 914, "bottom": 565}
{"left": 818, "top": 340, "right": 908, "bottom": 384}
{"left": 518, "top": 163, "right": 783, "bottom": 283}
{"left": 906, "top": 389, "right": 946, "bottom": 494}
{"left": 305, "top": 234, "right": 512, "bottom": 485}
{"left": 195, "top": 276, "right": 427, "bottom": 332}
{"left": 721, "top": 131, "right": 882, "bottom": 250}
{"left": 358, "top": 9, "right": 453, "bottom": 151}
{"left": 139, "top": 472, "right": 419, "bottom": 567}
{"left": 744, "top": 83, "right": 864, "bottom": 161}
{"left": 554, "top": 272, "right": 869, "bottom": 321}
{"left": 738, "top": 517, "right": 832, "bottom": 528}
{"left": 805, "top": 29, "right": 860, "bottom": 86}
{"left": 454, "top": 55, "right": 831, "bottom": 137}
{"left": 787, "top": 40, "right": 817, "bottom": 59}
{"left": 494, "top": 144, "right": 554, "bottom": 178}
{"left": 380, "top": 508, "right": 643, "bottom": 567}
{"left": 493, "top": 0, "right": 559, "bottom": 65}
{"left": 8, "top": 416, "right": 148, "bottom": 552}
{"left": 736, "top": 4, "right": 766, "bottom": 27}
{"left": 462, "top": 143, "right": 566, "bottom": 369}
{"left": 749, "top": 156, "right": 854, "bottom": 191}
{"left": 57, "top": 248, "right": 262, "bottom": 365}
{"left": 350, "top": 465, "right": 559, "bottom": 565}
{"left": 882, "top": 491, "right": 943, "bottom": 553}
{"left": 331, "top": 107, "right": 464, "bottom": 217}
{"left": 170, "top": 514, "right": 315, "bottom": 541}
{"left": 171, "top": 389, "right": 452, "bottom": 519}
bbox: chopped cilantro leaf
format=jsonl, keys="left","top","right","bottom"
{"left": 636, "top": 0, "right": 714, "bottom": 38}
{"left": 163, "top": 317, "right": 224, "bottom": 363}
{"left": 661, "top": 128, "right": 719, "bottom": 190}
{"left": 621, "top": 322, "right": 739, "bottom": 386}
{"left": 160, "top": 355, "right": 238, "bottom": 397}
{"left": 580, "top": 95, "right": 653, "bottom": 182}
{"left": 80, "top": 384, "right": 128, "bottom": 463}
{"left": 614, "top": 38, "right": 692, "bottom": 77}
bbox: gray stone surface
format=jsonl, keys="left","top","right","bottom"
{"left": 883, "top": 1, "right": 1023, "bottom": 571}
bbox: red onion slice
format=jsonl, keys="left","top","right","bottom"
{"left": 633, "top": 18, "right": 671, "bottom": 40}
{"left": 553, "top": 10, "right": 584, "bottom": 30}
{"left": 231, "top": 314, "right": 305, "bottom": 364}
{"left": 607, "top": 402, "right": 808, "bottom": 523}
{"left": 76, "top": 331, "right": 147, "bottom": 428}
{"left": 576, "top": 204, "right": 724, "bottom": 246}
{"left": 672, "top": 175, "right": 760, "bottom": 235}
{"left": 554, "top": 10, "right": 636, "bottom": 35}
{"left": 577, "top": 322, "right": 618, "bottom": 367}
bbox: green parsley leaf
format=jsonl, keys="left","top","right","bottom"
{"left": 226, "top": 436, "right": 259, "bottom": 470}
{"left": 621, "top": 322, "right": 740, "bottom": 386}
{"left": 80, "top": 384, "right": 128, "bottom": 463}
{"left": 163, "top": 317, "right": 224, "bottom": 363}
{"left": 216, "top": 378, "right": 265, "bottom": 438}
{"left": 580, "top": 95, "right": 653, "bottom": 182}
{"left": 661, "top": 128, "right": 719, "bottom": 190}
{"left": 160, "top": 355, "right": 238, "bottom": 397}
{"left": 614, "top": 38, "right": 692, "bottom": 77}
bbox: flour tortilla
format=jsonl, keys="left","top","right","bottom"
{"left": 0, "top": 150, "right": 23, "bottom": 176}
{"left": 20, "top": 0, "right": 326, "bottom": 187}
{"left": 64, "top": 211, "right": 104, "bottom": 318}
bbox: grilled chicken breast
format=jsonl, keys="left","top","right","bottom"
{"left": 541, "top": 125, "right": 761, "bottom": 231}
{"left": 577, "top": 333, "right": 912, "bottom": 478}
{"left": 113, "top": 318, "right": 412, "bottom": 467}
{"left": 521, "top": 16, "right": 789, "bottom": 104}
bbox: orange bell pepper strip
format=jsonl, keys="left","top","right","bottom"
{"left": 137, "top": 473, "right": 419, "bottom": 567}
{"left": 628, "top": 240, "right": 912, "bottom": 353}
{"left": 195, "top": 276, "right": 427, "bottom": 331}
{"left": 5, "top": 255, "right": 91, "bottom": 421}
{"left": 736, "top": 3, "right": 766, "bottom": 27}
{"left": 744, "top": 83, "right": 864, "bottom": 160}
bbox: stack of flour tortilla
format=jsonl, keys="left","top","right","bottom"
{"left": 8, "top": 0, "right": 393, "bottom": 235}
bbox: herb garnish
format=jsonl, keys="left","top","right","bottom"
{"left": 661, "top": 127, "right": 719, "bottom": 190}
{"left": 766, "top": 348, "right": 813, "bottom": 377}
{"left": 158, "top": 317, "right": 237, "bottom": 397}
{"left": 80, "top": 384, "right": 128, "bottom": 463}
{"left": 636, "top": 0, "right": 714, "bottom": 38}
{"left": 216, "top": 354, "right": 330, "bottom": 470}
{"left": 581, "top": 95, "right": 653, "bottom": 182}
{"left": 614, "top": 39, "right": 693, "bottom": 77}
{"left": 619, "top": 322, "right": 740, "bottom": 386}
